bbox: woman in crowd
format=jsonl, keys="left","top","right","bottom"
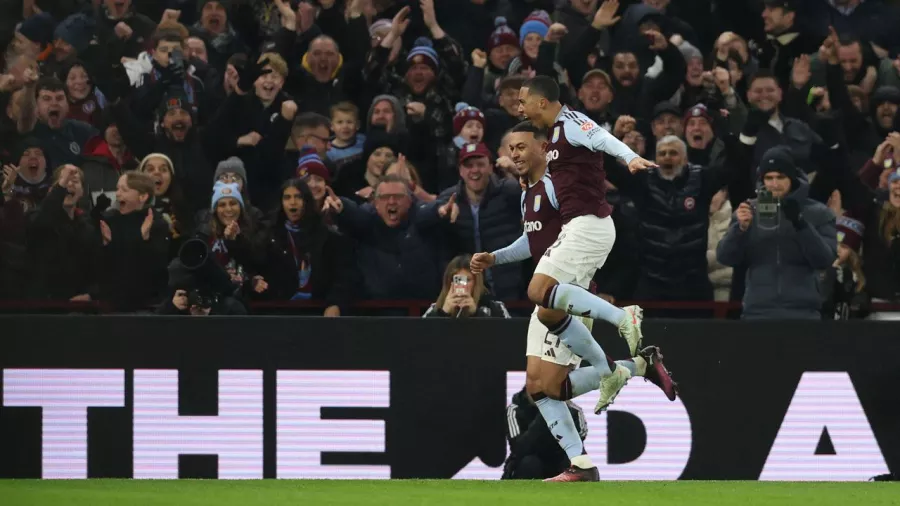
{"left": 138, "top": 153, "right": 193, "bottom": 256}
{"left": 193, "top": 181, "right": 267, "bottom": 299}
{"left": 212, "top": 157, "right": 266, "bottom": 225}
{"left": 260, "top": 179, "right": 355, "bottom": 316}
{"left": 99, "top": 171, "right": 170, "bottom": 311}
{"left": 61, "top": 60, "right": 106, "bottom": 128}
{"left": 26, "top": 164, "right": 98, "bottom": 300}
{"left": 423, "top": 254, "right": 509, "bottom": 318}
{"left": 823, "top": 216, "right": 870, "bottom": 319}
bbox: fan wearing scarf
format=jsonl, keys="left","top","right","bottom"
{"left": 261, "top": 179, "right": 354, "bottom": 316}
{"left": 194, "top": 181, "right": 267, "bottom": 297}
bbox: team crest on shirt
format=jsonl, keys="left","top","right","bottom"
{"left": 82, "top": 101, "right": 95, "bottom": 114}
{"left": 551, "top": 126, "right": 560, "bottom": 143}
{"left": 684, "top": 197, "right": 696, "bottom": 210}
{"left": 581, "top": 121, "right": 595, "bottom": 132}
{"left": 533, "top": 194, "right": 542, "bottom": 212}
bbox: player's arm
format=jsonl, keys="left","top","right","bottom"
{"left": 470, "top": 234, "right": 531, "bottom": 274}
{"left": 566, "top": 119, "right": 656, "bottom": 172}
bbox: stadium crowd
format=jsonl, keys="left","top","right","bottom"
{"left": 0, "top": 0, "right": 899, "bottom": 319}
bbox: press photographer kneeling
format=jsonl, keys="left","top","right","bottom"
{"left": 157, "top": 238, "right": 249, "bottom": 316}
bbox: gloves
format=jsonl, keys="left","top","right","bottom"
{"left": 92, "top": 194, "right": 112, "bottom": 223}
{"left": 742, "top": 107, "right": 770, "bottom": 138}
{"left": 237, "top": 57, "right": 272, "bottom": 94}
{"left": 781, "top": 197, "right": 805, "bottom": 229}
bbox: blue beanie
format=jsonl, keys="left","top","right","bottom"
{"left": 18, "top": 13, "right": 56, "bottom": 46}
{"left": 889, "top": 168, "right": 900, "bottom": 185}
{"left": 407, "top": 37, "right": 439, "bottom": 72}
{"left": 54, "top": 13, "right": 96, "bottom": 54}
{"left": 211, "top": 181, "right": 245, "bottom": 211}
{"left": 519, "top": 10, "right": 551, "bottom": 46}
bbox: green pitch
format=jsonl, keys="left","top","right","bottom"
{"left": 1, "top": 480, "right": 896, "bottom": 506}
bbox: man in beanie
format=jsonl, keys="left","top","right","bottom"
{"left": 485, "top": 17, "right": 519, "bottom": 85}
{"left": 433, "top": 103, "right": 487, "bottom": 192}
{"left": 717, "top": 145, "right": 836, "bottom": 319}
{"left": 872, "top": 86, "right": 900, "bottom": 136}
{"left": 365, "top": 4, "right": 466, "bottom": 187}
{"left": 683, "top": 103, "right": 725, "bottom": 167}
{"left": 437, "top": 142, "right": 524, "bottom": 299}
{"left": 2, "top": 137, "right": 51, "bottom": 212}
{"left": 48, "top": 13, "right": 95, "bottom": 71}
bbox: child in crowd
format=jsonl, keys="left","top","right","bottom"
{"left": 326, "top": 102, "right": 366, "bottom": 170}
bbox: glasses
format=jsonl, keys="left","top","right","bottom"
{"left": 299, "top": 133, "right": 333, "bottom": 144}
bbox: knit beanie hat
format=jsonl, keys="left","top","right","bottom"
{"left": 488, "top": 17, "right": 518, "bottom": 53}
{"left": 369, "top": 18, "right": 392, "bottom": 38}
{"left": 363, "top": 128, "right": 400, "bottom": 164}
{"left": 453, "top": 102, "right": 486, "bottom": 136}
{"left": 296, "top": 146, "right": 330, "bottom": 183}
{"left": 213, "top": 156, "right": 247, "bottom": 186}
{"left": 54, "top": 13, "right": 96, "bottom": 54}
{"left": 138, "top": 153, "right": 176, "bottom": 175}
{"left": 407, "top": 37, "right": 439, "bottom": 73}
{"left": 871, "top": 86, "right": 900, "bottom": 107}
{"left": 211, "top": 181, "right": 244, "bottom": 211}
{"left": 157, "top": 90, "right": 192, "bottom": 120}
{"left": 888, "top": 168, "right": 900, "bottom": 185}
{"left": 197, "top": 0, "right": 231, "bottom": 15}
{"left": 836, "top": 216, "right": 865, "bottom": 252}
{"left": 367, "top": 95, "right": 407, "bottom": 130}
{"left": 678, "top": 41, "right": 703, "bottom": 64}
{"left": 18, "top": 12, "right": 56, "bottom": 46}
{"left": 519, "top": 10, "right": 551, "bottom": 46}
{"left": 684, "top": 103, "right": 713, "bottom": 126}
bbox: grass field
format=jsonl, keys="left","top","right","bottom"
{"left": 1, "top": 480, "right": 897, "bottom": 506}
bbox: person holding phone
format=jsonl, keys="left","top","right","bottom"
{"left": 423, "top": 254, "right": 509, "bottom": 318}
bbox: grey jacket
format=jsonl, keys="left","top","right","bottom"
{"left": 717, "top": 171, "right": 837, "bottom": 320}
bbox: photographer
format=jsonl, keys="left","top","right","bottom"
{"left": 422, "top": 254, "right": 508, "bottom": 318}
{"left": 156, "top": 288, "right": 247, "bottom": 316}
{"left": 717, "top": 146, "right": 837, "bottom": 320}
{"left": 501, "top": 387, "right": 586, "bottom": 480}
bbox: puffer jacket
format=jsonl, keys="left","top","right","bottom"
{"left": 707, "top": 199, "right": 733, "bottom": 302}
{"left": 717, "top": 163, "right": 837, "bottom": 319}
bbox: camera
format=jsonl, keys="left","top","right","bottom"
{"left": 452, "top": 274, "right": 470, "bottom": 296}
{"left": 756, "top": 188, "right": 780, "bottom": 229}
{"left": 187, "top": 289, "right": 218, "bottom": 309}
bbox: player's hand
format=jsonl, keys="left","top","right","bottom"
{"left": 627, "top": 156, "right": 657, "bottom": 173}
{"left": 470, "top": 252, "right": 495, "bottom": 274}
{"left": 736, "top": 201, "right": 753, "bottom": 231}
{"left": 173, "top": 289, "right": 189, "bottom": 311}
{"left": 438, "top": 193, "right": 459, "bottom": 223}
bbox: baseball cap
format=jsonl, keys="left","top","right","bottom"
{"left": 459, "top": 143, "right": 491, "bottom": 164}
{"left": 651, "top": 102, "right": 682, "bottom": 122}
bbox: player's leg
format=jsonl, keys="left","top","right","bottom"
{"left": 524, "top": 308, "right": 546, "bottom": 398}
{"left": 528, "top": 216, "right": 643, "bottom": 355}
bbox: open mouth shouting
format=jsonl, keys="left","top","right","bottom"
{"left": 286, "top": 207, "right": 301, "bottom": 221}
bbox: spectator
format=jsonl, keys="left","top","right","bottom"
{"left": 95, "top": 0, "right": 157, "bottom": 60}
{"left": 576, "top": 69, "right": 615, "bottom": 132}
{"left": 2, "top": 137, "right": 51, "bottom": 212}
{"left": 823, "top": 216, "right": 870, "bottom": 319}
{"left": 31, "top": 76, "right": 99, "bottom": 168}
{"left": 322, "top": 173, "right": 450, "bottom": 301}
{"left": 366, "top": 94, "right": 407, "bottom": 137}
{"left": 25, "top": 164, "right": 98, "bottom": 300}
{"left": 62, "top": 61, "right": 107, "bottom": 129}
{"left": 98, "top": 171, "right": 171, "bottom": 311}
{"left": 295, "top": 147, "right": 331, "bottom": 212}
{"left": 139, "top": 153, "right": 193, "bottom": 249}
{"left": 479, "top": 18, "right": 519, "bottom": 103}
{"left": 332, "top": 128, "right": 398, "bottom": 203}
{"left": 42, "top": 13, "right": 96, "bottom": 78}
{"left": 435, "top": 102, "right": 485, "bottom": 191}
{"left": 423, "top": 254, "right": 509, "bottom": 318}
{"left": 717, "top": 146, "right": 837, "bottom": 320}
{"left": 80, "top": 118, "right": 137, "bottom": 212}
{"left": 289, "top": 112, "right": 332, "bottom": 167}
{"left": 260, "top": 179, "right": 354, "bottom": 315}
{"left": 707, "top": 189, "right": 733, "bottom": 302}
{"left": 326, "top": 101, "right": 366, "bottom": 170}
{"left": 192, "top": 0, "right": 250, "bottom": 72}
{"left": 212, "top": 156, "right": 265, "bottom": 223}
{"left": 437, "top": 143, "right": 524, "bottom": 300}
{"left": 501, "top": 387, "right": 586, "bottom": 480}
{"left": 757, "top": 0, "right": 822, "bottom": 91}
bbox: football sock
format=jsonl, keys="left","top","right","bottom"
{"left": 547, "top": 316, "right": 614, "bottom": 377}
{"left": 563, "top": 359, "right": 634, "bottom": 399}
{"left": 534, "top": 397, "right": 584, "bottom": 460}
{"left": 545, "top": 284, "right": 626, "bottom": 325}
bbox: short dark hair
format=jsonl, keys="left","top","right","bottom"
{"left": 293, "top": 112, "right": 331, "bottom": 131}
{"left": 35, "top": 76, "right": 65, "bottom": 96}
{"left": 749, "top": 69, "right": 780, "bottom": 88}
{"left": 523, "top": 76, "right": 560, "bottom": 102}
{"left": 838, "top": 33, "right": 862, "bottom": 49}
{"left": 510, "top": 121, "right": 547, "bottom": 140}
{"left": 152, "top": 28, "right": 185, "bottom": 49}
{"left": 498, "top": 75, "right": 526, "bottom": 93}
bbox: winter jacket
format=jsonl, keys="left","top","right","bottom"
{"left": 334, "top": 197, "right": 446, "bottom": 300}
{"left": 261, "top": 220, "right": 356, "bottom": 314}
{"left": 422, "top": 296, "right": 510, "bottom": 318}
{"left": 707, "top": 199, "right": 733, "bottom": 302}
{"left": 99, "top": 207, "right": 171, "bottom": 311}
{"left": 31, "top": 119, "right": 99, "bottom": 168}
{"left": 717, "top": 167, "right": 837, "bottom": 320}
{"left": 25, "top": 185, "right": 99, "bottom": 299}
{"left": 758, "top": 30, "right": 823, "bottom": 92}
{"left": 79, "top": 137, "right": 137, "bottom": 212}
{"left": 437, "top": 177, "right": 525, "bottom": 300}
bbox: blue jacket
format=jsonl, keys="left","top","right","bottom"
{"left": 717, "top": 165, "right": 837, "bottom": 320}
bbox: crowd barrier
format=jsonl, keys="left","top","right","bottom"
{"left": 1, "top": 316, "right": 898, "bottom": 481}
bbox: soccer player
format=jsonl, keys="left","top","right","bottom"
{"left": 472, "top": 123, "right": 675, "bottom": 482}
